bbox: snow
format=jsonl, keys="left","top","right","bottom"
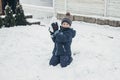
{"left": 22, "top": 4, "right": 54, "bottom": 23}
{"left": 27, "top": 18, "right": 40, "bottom": 23}
{"left": 20, "top": 0, "right": 53, "bottom": 7}
{"left": 22, "top": 4, "right": 54, "bottom": 11}
{"left": 0, "top": 21, "right": 120, "bottom": 80}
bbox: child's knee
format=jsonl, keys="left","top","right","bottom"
{"left": 60, "top": 55, "right": 73, "bottom": 67}
{"left": 49, "top": 55, "right": 60, "bottom": 66}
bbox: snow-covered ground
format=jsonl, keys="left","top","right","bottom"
{"left": 22, "top": 4, "right": 54, "bottom": 23}
{"left": 0, "top": 21, "right": 120, "bottom": 80}
{"left": 20, "top": 0, "right": 53, "bottom": 7}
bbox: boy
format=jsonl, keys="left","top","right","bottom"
{"left": 49, "top": 18, "right": 76, "bottom": 67}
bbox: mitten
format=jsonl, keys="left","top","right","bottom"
{"left": 51, "top": 22, "right": 59, "bottom": 32}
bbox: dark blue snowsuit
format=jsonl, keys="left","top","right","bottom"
{"left": 49, "top": 27, "right": 76, "bottom": 67}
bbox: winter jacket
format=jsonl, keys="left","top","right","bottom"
{"left": 52, "top": 27, "right": 76, "bottom": 56}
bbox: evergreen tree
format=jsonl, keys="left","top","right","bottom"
{"left": 4, "top": 4, "right": 15, "bottom": 27}
{"left": 0, "top": 17, "right": 3, "bottom": 28}
{"left": 15, "top": 3, "right": 27, "bottom": 26}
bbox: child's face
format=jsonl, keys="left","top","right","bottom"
{"left": 61, "top": 22, "right": 70, "bottom": 28}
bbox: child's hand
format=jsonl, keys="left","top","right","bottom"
{"left": 51, "top": 22, "right": 59, "bottom": 32}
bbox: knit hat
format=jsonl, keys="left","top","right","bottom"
{"left": 61, "top": 18, "right": 72, "bottom": 26}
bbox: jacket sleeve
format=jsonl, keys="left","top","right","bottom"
{"left": 72, "top": 29, "right": 76, "bottom": 38}
{"left": 51, "top": 30, "right": 59, "bottom": 43}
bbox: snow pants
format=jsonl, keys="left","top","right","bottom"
{"left": 49, "top": 54, "right": 73, "bottom": 67}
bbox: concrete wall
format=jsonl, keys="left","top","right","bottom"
{"left": 67, "top": 0, "right": 104, "bottom": 16}
{"left": 54, "top": 0, "right": 104, "bottom": 16}
{"left": 57, "top": 13, "right": 120, "bottom": 27}
{"left": 55, "top": 0, "right": 120, "bottom": 27}
{"left": 108, "top": 0, "right": 120, "bottom": 18}
{"left": 54, "top": 0, "right": 65, "bottom": 12}
{"left": 54, "top": 0, "right": 120, "bottom": 18}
